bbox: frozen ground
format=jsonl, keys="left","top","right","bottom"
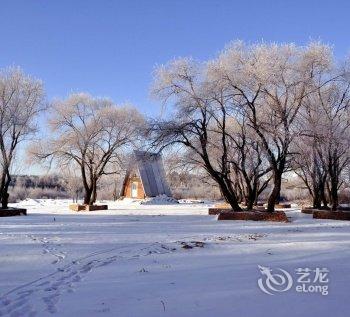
{"left": 1, "top": 199, "right": 350, "bottom": 317}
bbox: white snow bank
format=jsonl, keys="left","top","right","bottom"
{"left": 140, "top": 194, "right": 179, "bottom": 205}
{"left": 178, "top": 199, "right": 205, "bottom": 204}
{"left": 1, "top": 199, "right": 350, "bottom": 316}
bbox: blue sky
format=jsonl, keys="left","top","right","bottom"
{"left": 1, "top": 0, "right": 349, "bottom": 174}
{"left": 0, "top": 0, "right": 349, "bottom": 117}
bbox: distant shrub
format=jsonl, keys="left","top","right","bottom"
{"left": 9, "top": 186, "right": 27, "bottom": 202}
{"left": 8, "top": 184, "right": 69, "bottom": 202}
{"left": 172, "top": 186, "right": 221, "bottom": 200}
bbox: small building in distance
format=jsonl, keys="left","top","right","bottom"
{"left": 120, "top": 150, "right": 172, "bottom": 199}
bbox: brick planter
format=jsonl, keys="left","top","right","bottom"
{"left": 209, "top": 203, "right": 292, "bottom": 215}
{"left": 301, "top": 207, "right": 314, "bottom": 214}
{"left": 275, "top": 203, "right": 292, "bottom": 209}
{"left": 217, "top": 210, "right": 289, "bottom": 222}
{"left": 213, "top": 202, "right": 232, "bottom": 209}
{"left": 208, "top": 208, "right": 231, "bottom": 215}
{"left": 313, "top": 210, "right": 350, "bottom": 221}
{"left": 0, "top": 208, "right": 27, "bottom": 217}
{"left": 69, "top": 204, "right": 108, "bottom": 212}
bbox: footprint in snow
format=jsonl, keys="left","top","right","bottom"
{"left": 0, "top": 242, "right": 176, "bottom": 316}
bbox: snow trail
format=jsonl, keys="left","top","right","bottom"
{"left": 0, "top": 242, "right": 176, "bottom": 316}
{"left": 27, "top": 235, "right": 67, "bottom": 265}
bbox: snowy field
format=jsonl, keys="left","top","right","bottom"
{"left": 1, "top": 199, "right": 350, "bottom": 317}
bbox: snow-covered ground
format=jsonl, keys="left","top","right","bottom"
{"left": 1, "top": 199, "right": 350, "bottom": 317}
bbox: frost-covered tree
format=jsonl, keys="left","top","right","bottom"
{"left": 150, "top": 41, "right": 336, "bottom": 212}
{"left": 318, "top": 80, "right": 350, "bottom": 210}
{"left": 0, "top": 67, "right": 45, "bottom": 208}
{"left": 60, "top": 166, "right": 84, "bottom": 203}
{"left": 150, "top": 57, "right": 271, "bottom": 210}
{"left": 33, "top": 93, "right": 144, "bottom": 205}
{"left": 149, "top": 58, "right": 243, "bottom": 210}
{"left": 293, "top": 138, "right": 328, "bottom": 209}
{"left": 293, "top": 66, "right": 350, "bottom": 210}
{"left": 225, "top": 119, "right": 272, "bottom": 209}
{"left": 208, "top": 41, "right": 333, "bottom": 212}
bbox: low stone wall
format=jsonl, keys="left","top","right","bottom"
{"left": 69, "top": 204, "right": 108, "bottom": 212}
{"left": 275, "top": 203, "right": 292, "bottom": 209}
{"left": 313, "top": 210, "right": 350, "bottom": 221}
{"left": 0, "top": 208, "right": 27, "bottom": 217}
{"left": 217, "top": 210, "right": 289, "bottom": 222}
{"left": 212, "top": 202, "right": 291, "bottom": 212}
{"left": 213, "top": 202, "right": 232, "bottom": 209}
{"left": 301, "top": 207, "right": 350, "bottom": 220}
{"left": 301, "top": 207, "right": 315, "bottom": 214}
{"left": 208, "top": 208, "right": 230, "bottom": 215}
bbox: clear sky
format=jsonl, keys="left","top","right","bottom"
{"left": 0, "top": 0, "right": 349, "bottom": 117}
{"left": 1, "top": 0, "right": 349, "bottom": 174}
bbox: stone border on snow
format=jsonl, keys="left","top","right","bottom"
{"left": 301, "top": 207, "right": 315, "bottom": 214}
{"left": 313, "top": 210, "right": 350, "bottom": 221}
{"left": 211, "top": 202, "right": 292, "bottom": 213}
{"left": 208, "top": 208, "right": 229, "bottom": 215}
{"left": 69, "top": 204, "right": 108, "bottom": 212}
{"left": 275, "top": 203, "right": 292, "bottom": 208}
{"left": 208, "top": 208, "right": 289, "bottom": 222}
{"left": 209, "top": 204, "right": 292, "bottom": 215}
{"left": 301, "top": 207, "right": 350, "bottom": 220}
{"left": 217, "top": 210, "right": 289, "bottom": 222}
{"left": 0, "top": 208, "right": 27, "bottom": 217}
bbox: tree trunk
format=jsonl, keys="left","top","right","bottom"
{"left": 245, "top": 185, "right": 256, "bottom": 210}
{"left": 83, "top": 187, "right": 93, "bottom": 205}
{"left": 328, "top": 152, "right": 340, "bottom": 211}
{"left": 0, "top": 172, "right": 11, "bottom": 209}
{"left": 223, "top": 191, "right": 242, "bottom": 211}
{"left": 90, "top": 179, "right": 97, "bottom": 205}
{"left": 246, "top": 198, "right": 254, "bottom": 210}
{"left": 320, "top": 186, "right": 328, "bottom": 209}
{"left": 313, "top": 196, "right": 321, "bottom": 209}
{"left": 248, "top": 179, "right": 261, "bottom": 210}
{"left": 267, "top": 171, "right": 282, "bottom": 212}
{"left": 204, "top": 162, "right": 242, "bottom": 211}
{"left": 330, "top": 179, "right": 338, "bottom": 211}
{"left": 312, "top": 185, "right": 321, "bottom": 209}
{"left": 219, "top": 177, "right": 242, "bottom": 211}
{"left": 1, "top": 192, "right": 9, "bottom": 209}
{"left": 0, "top": 171, "right": 6, "bottom": 209}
